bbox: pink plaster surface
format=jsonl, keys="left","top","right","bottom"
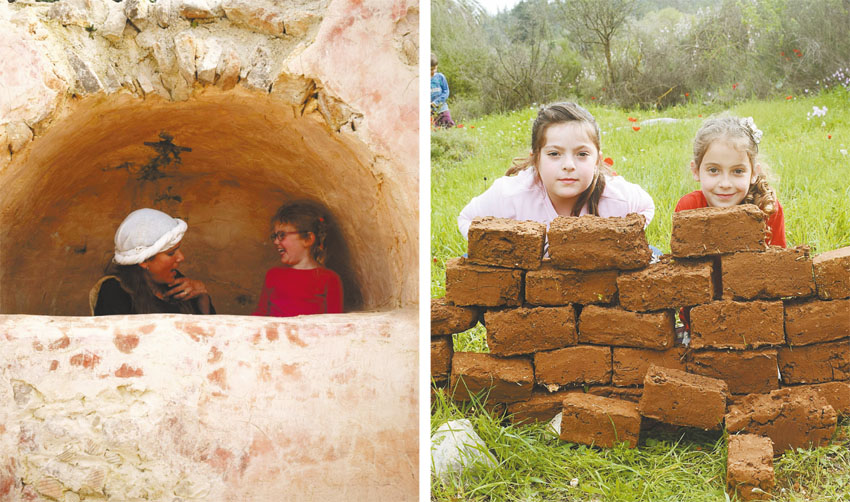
{"left": 290, "top": 0, "right": 419, "bottom": 172}
{"left": 0, "top": 312, "right": 418, "bottom": 501}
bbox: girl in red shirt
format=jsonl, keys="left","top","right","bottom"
{"left": 253, "top": 201, "right": 343, "bottom": 317}
{"left": 675, "top": 116, "right": 786, "bottom": 247}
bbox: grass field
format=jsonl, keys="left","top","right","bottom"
{"left": 430, "top": 89, "right": 850, "bottom": 501}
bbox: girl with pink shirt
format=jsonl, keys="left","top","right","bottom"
{"left": 458, "top": 102, "right": 655, "bottom": 239}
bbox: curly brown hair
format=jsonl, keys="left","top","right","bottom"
{"left": 505, "top": 102, "right": 612, "bottom": 216}
{"left": 692, "top": 116, "right": 779, "bottom": 218}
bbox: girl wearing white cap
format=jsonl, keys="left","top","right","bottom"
{"left": 90, "top": 208, "right": 214, "bottom": 315}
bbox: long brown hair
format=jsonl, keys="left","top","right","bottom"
{"left": 104, "top": 262, "right": 196, "bottom": 314}
{"left": 505, "top": 102, "right": 612, "bottom": 216}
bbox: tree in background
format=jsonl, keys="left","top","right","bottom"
{"left": 559, "top": 0, "right": 637, "bottom": 87}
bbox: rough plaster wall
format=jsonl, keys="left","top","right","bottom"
{"left": 0, "top": 311, "right": 418, "bottom": 501}
{"left": 0, "top": 0, "right": 419, "bottom": 314}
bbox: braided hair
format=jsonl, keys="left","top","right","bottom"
{"left": 272, "top": 200, "right": 331, "bottom": 265}
{"left": 505, "top": 102, "right": 612, "bottom": 216}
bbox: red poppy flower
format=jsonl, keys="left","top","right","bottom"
{"left": 780, "top": 52, "right": 785, "bottom": 57}
{"left": 602, "top": 87, "right": 607, "bottom": 91}
{"left": 603, "top": 157, "right": 614, "bottom": 166}
{"left": 457, "top": 124, "right": 464, "bottom": 128}
{"left": 632, "top": 126, "right": 640, "bottom": 131}
{"left": 698, "top": 114, "right": 702, "bottom": 117}
{"left": 591, "top": 96, "right": 596, "bottom": 100}
{"left": 732, "top": 83, "right": 738, "bottom": 90}
{"left": 685, "top": 92, "right": 689, "bottom": 97}
{"left": 433, "top": 257, "right": 438, "bottom": 263}
{"left": 828, "top": 135, "right": 832, "bottom": 139}
{"left": 786, "top": 96, "right": 793, "bottom": 100}
{"left": 470, "top": 125, "right": 475, "bottom": 129}
{"left": 796, "top": 53, "right": 802, "bottom": 57}
{"left": 793, "top": 49, "right": 800, "bottom": 53}
{"left": 628, "top": 117, "right": 637, "bottom": 122}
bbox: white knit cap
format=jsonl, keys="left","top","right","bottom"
{"left": 113, "top": 208, "right": 187, "bottom": 265}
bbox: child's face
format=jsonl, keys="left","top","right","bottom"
{"left": 272, "top": 223, "right": 317, "bottom": 269}
{"left": 692, "top": 140, "right": 757, "bottom": 208}
{"left": 536, "top": 122, "right": 600, "bottom": 214}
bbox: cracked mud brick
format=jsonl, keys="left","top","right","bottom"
{"left": 722, "top": 247, "right": 815, "bottom": 300}
{"left": 525, "top": 262, "right": 618, "bottom": 305}
{"left": 431, "top": 336, "right": 452, "bottom": 383}
{"left": 506, "top": 386, "right": 644, "bottom": 425}
{"left": 444, "top": 257, "right": 523, "bottom": 307}
{"left": 450, "top": 352, "right": 534, "bottom": 403}
{"left": 560, "top": 394, "right": 641, "bottom": 448}
{"left": 725, "top": 387, "right": 837, "bottom": 455}
{"left": 467, "top": 217, "right": 546, "bottom": 270}
{"left": 617, "top": 258, "right": 714, "bottom": 311}
{"left": 639, "top": 364, "right": 728, "bottom": 430}
{"left": 687, "top": 349, "right": 779, "bottom": 395}
{"left": 534, "top": 345, "right": 612, "bottom": 389}
{"left": 613, "top": 347, "right": 687, "bottom": 387}
{"left": 507, "top": 389, "right": 580, "bottom": 424}
{"left": 547, "top": 213, "right": 651, "bottom": 271}
{"left": 777, "top": 340, "right": 850, "bottom": 384}
{"left": 431, "top": 297, "right": 480, "bottom": 336}
{"left": 813, "top": 246, "right": 850, "bottom": 299}
{"left": 689, "top": 300, "right": 784, "bottom": 349}
{"left": 781, "top": 381, "right": 850, "bottom": 417}
{"left": 671, "top": 205, "right": 767, "bottom": 258}
{"left": 485, "top": 306, "right": 577, "bottom": 356}
{"left": 579, "top": 305, "right": 675, "bottom": 349}
{"left": 784, "top": 298, "right": 850, "bottom": 346}
{"left": 727, "top": 434, "right": 774, "bottom": 501}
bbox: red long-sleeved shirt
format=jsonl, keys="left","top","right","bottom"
{"left": 252, "top": 267, "right": 343, "bottom": 317}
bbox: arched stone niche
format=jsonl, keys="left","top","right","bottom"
{"left": 0, "top": 0, "right": 419, "bottom": 315}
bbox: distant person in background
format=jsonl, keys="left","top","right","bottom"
{"left": 431, "top": 53, "right": 456, "bottom": 128}
{"left": 91, "top": 208, "right": 215, "bottom": 315}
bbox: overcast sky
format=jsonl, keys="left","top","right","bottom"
{"left": 481, "top": 0, "right": 522, "bottom": 15}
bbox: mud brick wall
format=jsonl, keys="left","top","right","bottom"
{"left": 434, "top": 208, "right": 850, "bottom": 442}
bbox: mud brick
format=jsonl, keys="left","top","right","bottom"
{"left": 525, "top": 262, "right": 618, "bottom": 305}
{"left": 777, "top": 340, "right": 850, "bottom": 384}
{"left": 687, "top": 349, "right": 779, "bottom": 395}
{"left": 726, "top": 434, "right": 774, "bottom": 501}
{"left": 431, "top": 297, "right": 480, "bottom": 335}
{"left": 431, "top": 336, "right": 453, "bottom": 383}
{"left": 579, "top": 306, "right": 675, "bottom": 349}
{"left": 813, "top": 246, "right": 850, "bottom": 299}
{"left": 485, "top": 306, "right": 577, "bottom": 356}
{"left": 534, "top": 345, "right": 612, "bottom": 389}
{"left": 639, "top": 364, "right": 728, "bottom": 430}
{"left": 560, "top": 394, "right": 641, "bottom": 448}
{"left": 722, "top": 247, "right": 815, "bottom": 300}
{"left": 613, "top": 347, "right": 687, "bottom": 387}
{"left": 467, "top": 217, "right": 546, "bottom": 270}
{"left": 617, "top": 258, "right": 714, "bottom": 311}
{"left": 444, "top": 257, "right": 523, "bottom": 307}
{"left": 690, "top": 300, "right": 784, "bottom": 349}
{"left": 781, "top": 381, "right": 850, "bottom": 417}
{"left": 725, "top": 387, "right": 837, "bottom": 455}
{"left": 450, "top": 352, "right": 534, "bottom": 403}
{"left": 784, "top": 298, "right": 850, "bottom": 346}
{"left": 547, "top": 213, "right": 651, "bottom": 271}
{"left": 671, "top": 205, "right": 767, "bottom": 258}
{"left": 507, "top": 389, "right": 579, "bottom": 424}
{"left": 586, "top": 385, "right": 643, "bottom": 403}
